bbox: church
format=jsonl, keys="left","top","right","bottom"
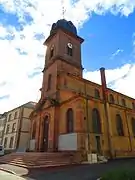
{"left": 30, "top": 18, "right": 135, "bottom": 161}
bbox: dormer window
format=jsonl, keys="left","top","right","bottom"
{"left": 67, "top": 43, "right": 73, "bottom": 56}
{"left": 50, "top": 46, "right": 54, "bottom": 58}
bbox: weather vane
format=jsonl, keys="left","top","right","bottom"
{"left": 61, "top": 0, "right": 66, "bottom": 19}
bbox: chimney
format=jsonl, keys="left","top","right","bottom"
{"left": 100, "top": 67, "right": 107, "bottom": 101}
{"left": 100, "top": 67, "right": 107, "bottom": 89}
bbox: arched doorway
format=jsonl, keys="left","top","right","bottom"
{"left": 42, "top": 115, "right": 49, "bottom": 152}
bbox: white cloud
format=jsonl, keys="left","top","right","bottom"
{"left": 0, "top": 25, "right": 8, "bottom": 37}
{"left": 83, "top": 64, "right": 135, "bottom": 98}
{"left": 111, "top": 49, "right": 124, "bottom": 59}
{"left": 0, "top": 0, "right": 135, "bottom": 113}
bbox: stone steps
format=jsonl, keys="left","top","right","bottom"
{"left": 9, "top": 162, "right": 73, "bottom": 168}
{"left": 0, "top": 152, "right": 79, "bottom": 168}
{"left": 8, "top": 159, "right": 72, "bottom": 168}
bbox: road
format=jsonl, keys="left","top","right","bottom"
{"left": 1, "top": 159, "right": 135, "bottom": 180}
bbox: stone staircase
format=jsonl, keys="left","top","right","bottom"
{"left": 0, "top": 152, "right": 81, "bottom": 168}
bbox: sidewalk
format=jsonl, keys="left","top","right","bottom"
{"left": 0, "top": 164, "right": 29, "bottom": 176}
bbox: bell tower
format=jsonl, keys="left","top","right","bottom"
{"left": 41, "top": 19, "right": 84, "bottom": 99}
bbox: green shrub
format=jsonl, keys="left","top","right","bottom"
{"left": 101, "top": 169, "right": 135, "bottom": 180}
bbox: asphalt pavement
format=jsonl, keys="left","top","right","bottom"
{"left": 1, "top": 159, "right": 135, "bottom": 180}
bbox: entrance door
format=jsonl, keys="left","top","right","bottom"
{"left": 95, "top": 136, "right": 101, "bottom": 154}
{"left": 43, "top": 116, "right": 49, "bottom": 152}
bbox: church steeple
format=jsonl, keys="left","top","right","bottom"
{"left": 41, "top": 19, "right": 84, "bottom": 99}
{"left": 43, "top": 19, "right": 84, "bottom": 75}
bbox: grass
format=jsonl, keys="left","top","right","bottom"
{"left": 101, "top": 168, "right": 135, "bottom": 180}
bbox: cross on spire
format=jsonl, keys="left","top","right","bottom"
{"left": 61, "top": 0, "right": 66, "bottom": 19}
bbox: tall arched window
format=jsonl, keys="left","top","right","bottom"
{"left": 109, "top": 94, "right": 115, "bottom": 103}
{"left": 116, "top": 114, "right": 124, "bottom": 136}
{"left": 50, "top": 47, "right": 54, "bottom": 58}
{"left": 67, "top": 43, "right": 73, "bottom": 56}
{"left": 66, "top": 108, "right": 74, "bottom": 133}
{"left": 131, "top": 117, "right": 135, "bottom": 136}
{"left": 47, "top": 74, "right": 52, "bottom": 90}
{"left": 92, "top": 108, "right": 101, "bottom": 134}
{"left": 32, "top": 121, "right": 36, "bottom": 139}
{"left": 95, "top": 89, "right": 100, "bottom": 99}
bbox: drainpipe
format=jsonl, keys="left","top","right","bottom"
{"left": 2, "top": 115, "right": 7, "bottom": 145}
{"left": 16, "top": 107, "right": 24, "bottom": 150}
{"left": 84, "top": 82, "right": 90, "bottom": 152}
{"left": 35, "top": 111, "right": 41, "bottom": 152}
{"left": 38, "top": 111, "right": 42, "bottom": 152}
{"left": 100, "top": 67, "right": 113, "bottom": 159}
{"left": 28, "top": 116, "right": 32, "bottom": 151}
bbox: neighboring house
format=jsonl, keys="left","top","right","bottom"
{"left": 2, "top": 102, "right": 36, "bottom": 152}
{"left": 0, "top": 113, "right": 7, "bottom": 145}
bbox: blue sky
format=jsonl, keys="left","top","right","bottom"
{"left": 80, "top": 12, "right": 135, "bottom": 70}
{"left": 0, "top": 0, "right": 135, "bottom": 112}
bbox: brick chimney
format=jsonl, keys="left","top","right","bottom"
{"left": 100, "top": 67, "right": 107, "bottom": 101}
{"left": 100, "top": 67, "right": 107, "bottom": 88}
{"left": 100, "top": 67, "right": 113, "bottom": 158}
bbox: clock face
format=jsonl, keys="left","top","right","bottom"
{"left": 67, "top": 43, "right": 73, "bottom": 48}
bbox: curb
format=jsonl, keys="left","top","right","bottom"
{"left": 0, "top": 167, "right": 16, "bottom": 175}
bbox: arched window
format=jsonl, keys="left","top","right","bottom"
{"left": 67, "top": 44, "right": 73, "bottom": 56}
{"left": 47, "top": 74, "right": 52, "bottom": 90}
{"left": 32, "top": 121, "right": 36, "bottom": 139}
{"left": 95, "top": 89, "right": 100, "bottom": 99}
{"left": 131, "top": 118, "right": 135, "bottom": 136}
{"left": 66, "top": 108, "right": 74, "bottom": 133}
{"left": 109, "top": 94, "right": 115, "bottom": 103}
{"left": 116, "top": 114, "right": 124, "bottom": 136}
{"left": 50, "top": 47, "right": 54, "bottom": 58}
{"left": 121, "top": 98, "right": 126, "bottom": 106}
{"left": 92, "top": 108, "right": 101, "bottom": 134}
